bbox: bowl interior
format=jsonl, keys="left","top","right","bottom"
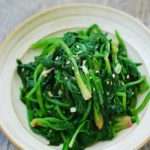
{"left": 11, "top": 28, "right": 148, "bottom": 149}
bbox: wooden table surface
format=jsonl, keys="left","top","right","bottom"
{"left": 0, "top": 0, "right": 150, "bottom": 149}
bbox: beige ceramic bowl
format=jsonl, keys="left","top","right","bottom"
{"left": 0, "top": 4, "right": 150, "bottom": 150}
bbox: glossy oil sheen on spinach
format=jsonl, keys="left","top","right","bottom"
{"left": 17, "top": 24, "right": 150, "bottom": 150}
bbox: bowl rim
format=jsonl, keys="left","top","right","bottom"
{"left": 0, "top": 3, "right": 150, "bottom": 149}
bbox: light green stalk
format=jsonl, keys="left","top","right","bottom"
{"left": 60, "top": 41, "right": 92, "bottom": 100}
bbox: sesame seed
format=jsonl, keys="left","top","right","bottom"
{"left": 47, "top": 110, "right": 51, "bottom": 114}
{"left": 58, "top": 90, "right": 62, "bottom": 96}
{"left": 126, "top": 74, "right": 130, "bottom": 79}
{"left": 122, "top": 82, "right": 125, "bottom": 85}
{"left": 112, "top": 73, "right": 115, "bottom": 78}
{"left": 114, "top": 63, "right": 122, "bottom": 74}
{"left": 48, "top": 130, "right": 52, "bottom": 134}
{"left": 70, "top": 107, "right": 77, "bottom": 113}
{"left": 64, "top": 77, "right": 68, "bottom": 80}
{"left": 96, "top": 70, "right": 99, "bottom": 73}
{"left": 106, "top": 92, "right": 110, "bottom": 95}
{"left": 76, "top": 45, "right": 80, "bottom": 49}
{"left": 106, "top": 81, "right": 110, "bottom": 84}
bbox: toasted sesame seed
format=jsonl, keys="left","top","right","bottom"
{"left": 132, "top": 92, "right": 134, "bottom": 95}
{"left": 64, "top": 77, "right": 68, "bottom": 80}
{"left": 112, "top": 73, "right": 115, "bottom": 78}
{"left": 76, "top": 45, "right": 80, "bottom": 49}
{"left": 106, "top": 81, "right": 110, "bottom": 84}
{"left": 58, "top": 90, "right": 62, "bottom": 96}
{"left": 126, "top": 74, "right": 130, "bottom": 79}
{"left": 106, "top": 92, "right": 110, "bottom": 95}
{"left": 70, "top": 107, "right": 77, "bottom": 113}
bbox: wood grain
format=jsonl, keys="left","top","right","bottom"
{"left": 0, "top": 0, "right": 150, "bottom": 149}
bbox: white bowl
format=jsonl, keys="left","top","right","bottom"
{"left": 0, "top": 4, "right": 150, "bottom": 150}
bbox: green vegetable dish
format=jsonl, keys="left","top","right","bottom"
{"left": 17, "top": 24, "right": 150, "bottom": 150}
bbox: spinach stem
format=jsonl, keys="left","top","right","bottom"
{"left": 69, "top": 121, "right": 86, "bottom": 148}
{"left": 132, "top": 90, "right": 150, "bottom": 114}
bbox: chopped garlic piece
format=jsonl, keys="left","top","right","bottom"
{"left": 76, "top": 51, "right": 82, "bottom": 54}
{"left": 66, "top": 61, "right": 70, "bottom": 65}
{"left": 55, "top": 56, "right": 59, "bottom": 60}
{"left": 48, "top": 91, "right": 53, "bottom": 97}
{"left": 81, "top": 65, "right": 89, "bottom": 74}
{"left": 82, "top": 60, "right": 86, "bottom": 65}
{"left": 41, "top": 69, "right": 52, "bottom": 77}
